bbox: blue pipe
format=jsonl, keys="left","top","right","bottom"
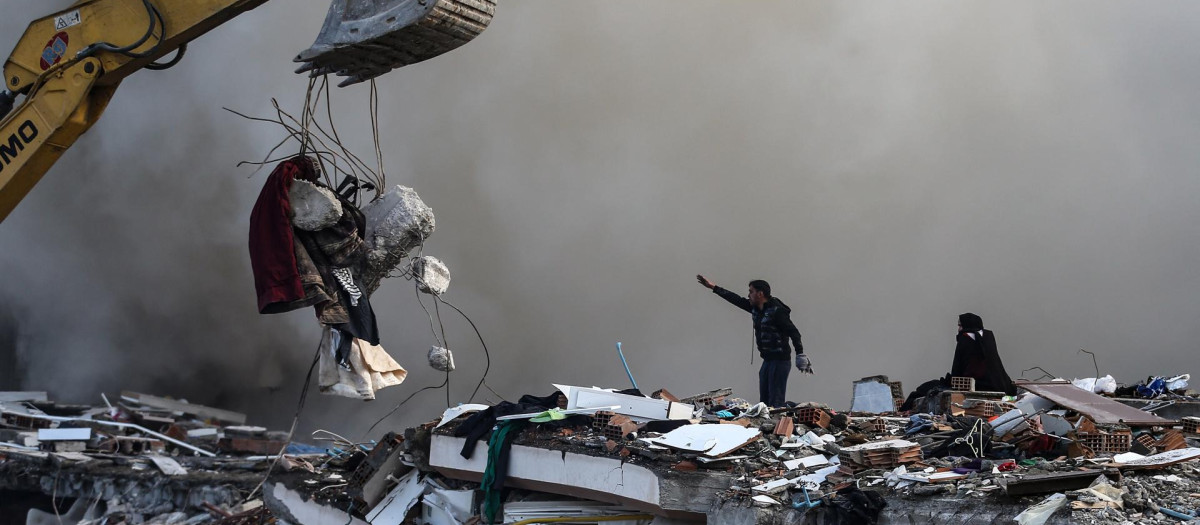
{"left": 792, "top": 486, "right": 821, "bottom": 509}
{"left": 616, "top": 342, "right": 638, "bottom": 390}
{"left": 1160, "top": 508, "right": 1196, "bottom": 521}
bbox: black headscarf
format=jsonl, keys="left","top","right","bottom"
{"left": 959, "top": 312, "right": 984, "bottom": 332}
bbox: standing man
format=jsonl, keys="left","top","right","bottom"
{"left": 697, "top": 275, "right": 812, "bottom": 407}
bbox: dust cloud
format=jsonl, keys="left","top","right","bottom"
{"left": 2, "top": 1, "right": 1199, "bottom": 438}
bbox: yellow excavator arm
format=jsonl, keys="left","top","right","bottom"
{"left": 0, "top": 0, "right": 494, "bottom": 222}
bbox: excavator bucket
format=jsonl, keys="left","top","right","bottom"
{"left": 296, "top": 0, "right": 495, "bottom": 86}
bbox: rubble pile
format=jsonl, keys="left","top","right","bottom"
{"left": 0, "top": 390, "right": 330, "bottom": 523}
{"left": 2, "top": 374, "right": 1199, "bottom": 524}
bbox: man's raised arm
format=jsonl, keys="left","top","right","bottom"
{"left": 697, "top": 274, "right": 752, "bottom": 312}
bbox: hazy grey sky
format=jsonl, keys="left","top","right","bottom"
{"left": 3, "top": 1, "right": 1199, "bottom": 437}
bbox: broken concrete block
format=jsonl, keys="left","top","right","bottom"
{"left": 361, "top": 185, "right": 435, "bottom": 294}
{"left": 773, "top": 417, "right": 795, "bottom": 437}
{"left": 428, "top": 346, "right": 455, "bottom": 372}
{"left": 794, "top": 407, "right": 830, "bottom": 429}
{"left": 268, "top": 482, "right": 371, "bottom": 525}
{"left": 949, "top": 376, "right": 976, "bottom": 392}
{"left": 288, "top": 180, "right": 342, "bottom": 231}
{"left": 412, "top": 255, "right": 450, "bottom": 295}
{"left": 348, "top": 433, "right": 408, "bottom": 513}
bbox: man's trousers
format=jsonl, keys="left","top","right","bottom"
{"left": 759, "top": 358, "right": 790, "bottom": 407}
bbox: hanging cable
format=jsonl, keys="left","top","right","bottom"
{"left": 242, "top": 339, "right": 322, "bottom": 504}
{"left": 434, "top": 295, "right": 497, "bottom": 404}
{"left": 432, "top": 296, "right": 451, "bottom": 407}
{"left": 362, "top": 376, "right": 449, "bottom": 439}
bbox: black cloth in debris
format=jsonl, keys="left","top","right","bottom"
{"left": 950, "top": 313, "right": 1016, "bottom": 395}
{"left": 712, "top": 286, "right": 804, "bottom": 361}
{"left": 823, "top": 486, "right": 887, "bottom": 525}
{"left": 453, "top": 393, "right": 567, "bottom": 459}
{"left": 642, "top": 419, "right": 691, "bottom": 434}
{"left": 899, "top": 377, "right": 949, "bottom": 412}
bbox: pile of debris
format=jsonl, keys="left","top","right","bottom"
{"left": 3, "top": 374, "right": 1200, "bottom": 524}
{"left": 0, "top": 390, "right": 328, "bottom": 523}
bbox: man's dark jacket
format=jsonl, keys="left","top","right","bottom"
{"left": 713, "top": 286, "right": 804, "bottom": 361}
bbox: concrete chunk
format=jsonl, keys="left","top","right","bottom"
{"left": 412, "top": 255, "right": 450, "bottom": 295}
{"left": 288, "top": 180, "right": 342, "bottom": 231}
{"left": 361, "top": 185, "right": 435, "bottom": 294}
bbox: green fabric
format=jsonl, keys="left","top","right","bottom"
{"left": 529, "top": 407, "right": 567, "bottom": 423}
{"left": 481, "top": 421, "right": 519, "bottom": 523}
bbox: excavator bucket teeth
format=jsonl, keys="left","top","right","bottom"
{"left": 296, "top": 0, "right": 495, "bottom": 86}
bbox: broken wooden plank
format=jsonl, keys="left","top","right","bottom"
{"left": 120, "top": 391, "right": 246, "bottom": 425}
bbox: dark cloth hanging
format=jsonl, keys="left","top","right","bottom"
{"left": 292, "top": 193, "right": 369, "bottom": 326}
{"left": 249, "top": 157, "right": 320, "bottom": 314}
{"left": 950, "top": 313, "right": 1016, "bottom": 395}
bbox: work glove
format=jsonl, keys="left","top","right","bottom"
{"left": 795, "top": 353, "right": 814, "bottom": 374}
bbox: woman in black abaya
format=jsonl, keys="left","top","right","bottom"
{"left": 950, "top": 313, "right": 1017, "bottom": 395}
{"left": 900, "top": 312, "right": 1018, "bottom": 411}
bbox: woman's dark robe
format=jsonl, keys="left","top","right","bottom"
{"left": 950, "top": 329, "right": 1016, "bottom": 395}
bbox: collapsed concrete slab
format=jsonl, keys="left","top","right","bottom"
{"left": 266, "top": 481, "right": 370, "bottom": 525}
{"left": 427, "top": 433, "right": 730, "bottom": 520}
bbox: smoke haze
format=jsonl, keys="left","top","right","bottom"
{"left": 2, "top": 1, "right": 1200, "bottom": 437}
